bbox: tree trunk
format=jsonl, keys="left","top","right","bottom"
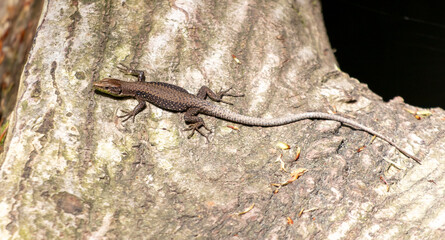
{"left": 1, "top": 0, "right": 442, "bottom": 239}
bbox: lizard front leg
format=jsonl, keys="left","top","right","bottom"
{"left": 196, "top": 86, "right": 244, "bottom": 105}
{"left": 117, "top": 63, "right": 146, "bottom": 82}
{"left": 118, "top": 97, "right": 146, "bottom": 122}
{"left": 183, "top": 107, "right": 211, "bottom": 141}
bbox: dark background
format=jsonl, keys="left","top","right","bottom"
{"left": 321, "top": 0, "right": 445, "bottom": 108}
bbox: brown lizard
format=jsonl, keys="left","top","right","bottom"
{"left": 93, "top": 64, "right": 421, "bottom": 164}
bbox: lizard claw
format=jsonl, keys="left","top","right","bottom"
{"left": 217, "top": 87, "right": 245, "bottom": 104}
{"left": 116, "top": 63, "right": 132, "bottom": 74}
{"left": 117, "top": 63, "right": 146, "bottom": 81}
{"left": 183, "top": 122, "right": 212, "bottom": 141}
{"left": 118, "top": 110, "right": 136, "bottom": 122}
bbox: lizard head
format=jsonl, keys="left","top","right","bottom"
{"left": 93, "top": 78, "right": 124, "bottom": 97}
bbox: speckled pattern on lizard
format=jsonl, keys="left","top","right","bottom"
{"left": 93, "top": 64, "right": 421, "bottom": 164}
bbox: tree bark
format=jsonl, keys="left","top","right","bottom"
{"left": 1, "top": 0, "right": 443, "bottom": 239}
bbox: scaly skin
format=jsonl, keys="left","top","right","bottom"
{"left": 93, "top": 64, "right": 421, "bottom": 164}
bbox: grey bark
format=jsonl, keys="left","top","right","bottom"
{"left": 1, "top": 0, "right": 443, "bottom": 239}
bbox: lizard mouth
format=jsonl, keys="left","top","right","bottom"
{"left": 93, "top": 78, "right": 123, "bottom": 96}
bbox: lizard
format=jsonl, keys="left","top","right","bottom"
{"left": 93, "top": 64, "right": 421, "bottom": 164}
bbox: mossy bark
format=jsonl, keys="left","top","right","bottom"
{"left": 0, "top": 0, "right": 442, "bottom": 239}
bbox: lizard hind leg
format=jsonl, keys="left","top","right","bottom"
{"left": 183, "top": 107, "right": 211, "bottom": 141}
{"left": 196, "top": 86, "right": 244, "bottom": 105}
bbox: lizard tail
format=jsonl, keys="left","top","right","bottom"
{"left": 204, "top": 106, "right": 421, "bottom": 164}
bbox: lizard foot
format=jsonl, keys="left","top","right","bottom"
{"left": 216, "top": 87, "right": 245, "bottom": 105}
{"left": 118, "top": 109, "right": 137, "bottom": 122}
{"left": 183, "top": 122, "right": 212, "bottom": 141}
{"left": 117, "top": 63, "right": 145, "bottom": 81}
